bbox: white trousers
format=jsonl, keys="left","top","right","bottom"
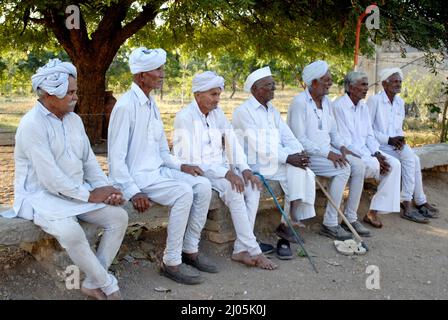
{"left": 33, "top": 205, "right": 128, "bottom": 295}
{"left": 362, "top": 153, "right": 401, "bottom": 213}
{"left": 207, "top": 173, "right": 261, "bottom": 256}
{"left": 309, "top": 154, "right": 361, "bottom": 227}
{"left": 265, "top": 164, "right": 316, "bottom": 221}
{"left": 141, "top": 167, "right": 212, "bottom": 266}
{"left": 380, "top": 144, "right": 427, "bottom": 205}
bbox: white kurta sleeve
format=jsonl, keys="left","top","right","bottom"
{"left": 365, "top": 111, "right": 380, "bottom": 155}
{"left": 328, "top": 114, "right": 345, "bottom": 151}
{"left": 367, "top": 96, "right": 389, "bottom": 145}
{"left": 222, "top": 112, "right": 250, "bottom": 173}
{"left": 20, "top": 125, "right": 91, "bottom": 202}
{"left": 108, "top": 104, "right": 141, "bottom": 200}
{"left": 278, "top": 115, "right": 304, "bottom": 161}
{"left": 287, "top": 98, "right": 327, "bottom": 157}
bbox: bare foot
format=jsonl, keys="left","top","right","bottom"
{"left": 107, "top": 290, "right": 123, "bottom": 300}
{"left": 81, "top": 287, "right": 107, "bottom": 300}
{"left": 231, "top": 251, "right": 256, "bottom": 267}
{"left": 252, "top": 254, "right": 278, "bottom": 270}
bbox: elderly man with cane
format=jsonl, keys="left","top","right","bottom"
{"left": 367, "top": 68, "right": 437, "bottom": 223}
{"left": 173, "top": 71, "right": 277, "bottom": 270}
{"left": 232, "top": 67, "right": 316, "bottom": 260}
{"left": 3, "top": 59, "right": 127, "bottom": 299}
{"left": 287, "top": 60, "right": 371, "bottom": 239}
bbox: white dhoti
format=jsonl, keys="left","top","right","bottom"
{"left": 362, "top": 153, "right": 401, "bottom": 213}
{"left": 380, "top": 144, "right": 426, "bottom": 205}
{"left": 309, "top": 155, "right": 351, "bottom": 227}
{"left": 139, "top": 167, "right": 212, "bottom": 266}
{"left": 206, "top": 172, "right": 261, "bottom": 256}
{"left": 264, "top": 164, "right": 316, "bottom": 221}
{"left": 33, "top": 205, "right": 128, "bottom": 295}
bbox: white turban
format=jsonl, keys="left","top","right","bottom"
{"left": 192, "top": 71, "right": 224, "bottom": 93}
{"left": 302, "top": 60, "right": 329, "bottom": 86}
{"left": 129, "top": 47, "right": 166, "bottom": 74}
{"left": 31, "top": 59, "right": 77, "bottom": 99}
{"left": 244, "top": 66, "right": 272, "bottom": 92}
{"left": 380, "top": 67, "right": 403, "bottom": 82}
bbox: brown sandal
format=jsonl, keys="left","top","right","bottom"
{"left": 363, "top": 214, "right": 383, "bottom": 228}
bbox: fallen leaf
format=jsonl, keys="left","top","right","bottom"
{"left": 154, "top": 287, "right": 171, "bottom": 293}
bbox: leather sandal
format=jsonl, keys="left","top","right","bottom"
{"left": 363, "top": 214, "right": 383, "bottom": 228}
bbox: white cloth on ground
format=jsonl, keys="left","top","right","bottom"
{"left": 31, "top": 59, "right": 77, "bottom": 98}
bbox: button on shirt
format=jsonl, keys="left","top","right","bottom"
{"left": 287, "top": 88, "right": 344, "bottom": 156}
{"left": 108, "top": 83, "right": 182, "bottom": 200}
{"left": 232, "top": 95, "right": 304, "bottom": 174}
{"left": 367, "top": 90, "right": 405, "bottom": 146}
{"left": 9, "top": 102, "right": 107, "bottom": 220}
{"left": 173, "top": 100, "right": 249, "bottom": 179}
{"left": 332, "top": 94, "right": 380, "bottom": 158}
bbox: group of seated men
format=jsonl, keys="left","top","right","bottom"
{"left": 1, "top": 46, "right": 438, "bottom": 299}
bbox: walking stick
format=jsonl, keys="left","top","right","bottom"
{"left": 315, "top": 178, "right": 369, "bottom": 251}
{"left": 254, "top": 173, "right": 318, "bottom": 273}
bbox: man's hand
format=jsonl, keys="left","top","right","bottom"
{"left": 327, "top": 151, "right": 348, "bottom": 168}
{"left": 286, "top": 152, "right": 310, "bottom": 169}
{"left": 373, "top": 152, "right": 391, "bottom": 175}
{"left": 388, "top": 136, "right": 405, "bottom": 150}
{"left": 89, "top": 186, "right": 122, "bottom": 204}
{"left": 104, "top": 193, "right": 125, "bottom": 206}
{"left": 242, "top": 169, "right": 263, "bottom": 191}
{"left": 340, "top": 146, "right": 361, "bottom": 159}
{"left": 225, "top": 170, "right": 245, "bottom": 193}
{"left": 130, "top": 192, "right": 152, "bottom": 213}
{"left": 181, "top": 164, "right": 204, "bottom": 177}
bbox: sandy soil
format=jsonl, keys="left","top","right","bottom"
{"left": 1, "top": 172, "right": 447, "bottom": 300}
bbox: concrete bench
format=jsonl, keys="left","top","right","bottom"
{"left": 1, "top": 143, "right": 446, "bottom": 270}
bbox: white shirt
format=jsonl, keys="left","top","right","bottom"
{"left": 10, "top": 102, "right": 107, "bottom": 220}
{"left": 108, "top": 83, "right": 182, "bottom": 200}
{"left": 287, "top": 88, "right": 344, "bottom": 157}
{"left": 332, "top": 94, "right": 380, "bottom": 158}
{"left": 173, "top": 100, "right": 250, "bottom": 179}
{"left": 367, "top": 90, "right": 405, "bottom": 145}
{"left": 232, "top": 95, "right": 304, "bottom": 174}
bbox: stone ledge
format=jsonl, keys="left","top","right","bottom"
{"left": 413, "top": 143, "right": 448, "bottom": 170}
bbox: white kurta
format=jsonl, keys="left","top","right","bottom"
{"left": 108, "top": 83, "right": 212, "bottom": 266}
{"left": 332, "top": 94, "right": 401, "bottom": 213}
{"left": 287, "top": 89, "right": 366, "bottom": 226}
{"left": 173, "top": 100, "right": 261, "bottom": 256}
{"left": 232, "top": 95, "right": 316, "bottom": 220}
{"left": 367, "top": 91, "right": 427, "bottom": 204}
{"left": 8, "top": 102, "right": 107, "bottom": 220}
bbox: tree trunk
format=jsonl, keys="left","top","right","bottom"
{"left": 230, "top": 78, "right": 237, "bottom": 99}
{"left": 76, "top": 64, "right": 108, "bottom": 144}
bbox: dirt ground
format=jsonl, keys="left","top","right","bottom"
{"left": 1, "top": 172, "right": 447, "bottom": 300}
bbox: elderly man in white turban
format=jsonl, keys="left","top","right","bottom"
{"left": 287, "top": 60, "right": 371, "bottom": 239}
{"left": 232, "top": 66, "right": 316, "bottom": 260}
{"left": 332, "top": 71, "right": 402, "bottom": 228}
{"left": 173, "top": 71, "right": 277, "bottom": 270}
{"left": 367, "top": 67, "right": 437, "bottom": 222}
{"left": 108, "top": 47, "right": 216, "bottom": 285}
{"left": 5, "top": 59, "right": 128, "bottom": 300}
